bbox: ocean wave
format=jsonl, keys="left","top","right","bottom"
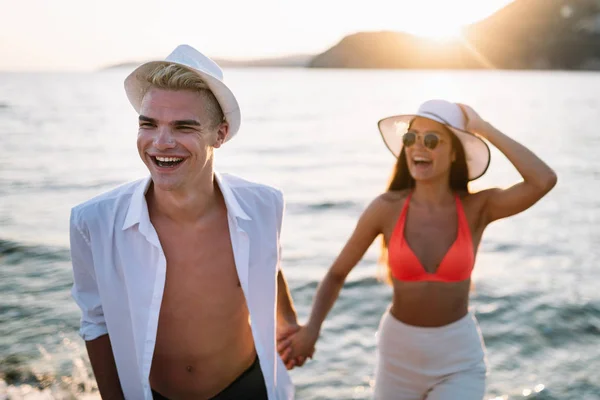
{"left": 530, "top": 300, "right": 600, "bottom": 346}
{"left": 475, "top": 291, "right": 600, "bottom": 353}
{"left": 0, "top": 239, "right": 70, "bottom": 264}
{"left": 0, "top": 351, "right": 98, "bottom": 400}
{"left": 286, "top": 200, "right": 359, "bottom": 214}
{"left": 3, "top": 179, "right": 124, "bottom": 193}
{"left": 307, "top": 201, "right": 356, "bottom": 210}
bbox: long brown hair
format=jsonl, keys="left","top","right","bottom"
{"left": 378, "top": 124, "right": 470, "bottom": 282}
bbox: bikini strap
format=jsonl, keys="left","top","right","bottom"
{"left": 400, "top": 192, "right": 412, "bottom": 218}
{"left": 394, "top": 191, "right": 411, "bottom": 233}
{"left": 454, "top": 194, "right": 473, "bottom": 242}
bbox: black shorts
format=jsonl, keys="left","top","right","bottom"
{"left": 151, "top": 356, "right": 268, "bottom": 400}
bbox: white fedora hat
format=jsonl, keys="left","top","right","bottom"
{"left": 124, "top": 44, "right": 241, "bottom": 141}
{"left": 377, "top": 99, "right": 491, "bottom": 181}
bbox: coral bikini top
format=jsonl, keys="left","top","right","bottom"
{"left": 388, "top": 192, "right": 475, "bottom": 282}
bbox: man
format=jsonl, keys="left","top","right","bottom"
{"left": 70, "top": 44, "right": 300, "bottom": 400}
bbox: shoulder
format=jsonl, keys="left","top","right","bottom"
{"left": 221, "top": 173, "right": 283, "bottom": 202}
{"left": 219, "top": 173, "right": 284, "bottom": 222}
{"left": 70, "top": 179, "right": 144, "bottom": 226}
{"left": 460, "top": 188, "right": 498, "bottom": 209}
{"left": 377, "top": 189, "right": 410, "bottom": 206}
{"left": 358, "top": 189, "right": 409, "bottom": 224}
{"left": 459, "top": 188, "right": 501, "bottom": 228}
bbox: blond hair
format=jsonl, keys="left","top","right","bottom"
{"left": 143, "top": 63, "right": 225, "bottom": 128}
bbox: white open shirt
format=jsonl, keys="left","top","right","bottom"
{"left": 69, "top": 172, "right": 294, "bottom": 400}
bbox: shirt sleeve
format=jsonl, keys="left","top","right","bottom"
{"left": 69, "top": 209, "right": 108, "bottom": 341}
{"left": 273, "top": 189, "right": 285, "bottom": 272}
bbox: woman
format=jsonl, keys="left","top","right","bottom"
{"left": 278, "top": 99, "right": 557, "bottom": 399}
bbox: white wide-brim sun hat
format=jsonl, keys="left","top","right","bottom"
{"left": 377, "top": 99, "right": 491, "bottom": 181}
{"left": 124, "top": 44, "right": 241, "bottom": 141}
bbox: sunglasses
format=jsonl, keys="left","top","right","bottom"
{"left": 402, "top": 132, "right": 443, "bottom": 150}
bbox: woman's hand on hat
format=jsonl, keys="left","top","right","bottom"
{"left": 458, "top": 103, "right": 492, "bottom": 137}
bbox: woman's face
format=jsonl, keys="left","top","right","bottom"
{"left": 403, "top": 117, "right": 455, "bottom": 183}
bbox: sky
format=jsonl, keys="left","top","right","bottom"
{"left": 0, "top": 0, "right": 514, "bottom": 71}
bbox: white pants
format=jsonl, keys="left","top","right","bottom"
{"left": 374, "top": 310, "right": 487, "bottom": 400}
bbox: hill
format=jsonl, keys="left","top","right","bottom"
{"left": 308, "top": 0, "right": 600, "bottom": 70}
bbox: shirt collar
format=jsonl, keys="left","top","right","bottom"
{"left": 214, "top": 171, "right": 251, "bottom": 221}
{"left": 122, "top": 177, "right": 152, "bottom": 231}
{"left": 122, "top": 171, "right": 251, "bottom": 231}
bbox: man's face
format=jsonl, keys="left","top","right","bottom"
{"left": 136, "top": 88, "right": 228, "bottom": 193}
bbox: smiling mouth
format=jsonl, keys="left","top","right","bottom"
{"left": 151, "top": 156, "right": 184, "bottom": 168}
{"left": 413, "top": 157, "right": 432, "bottom": 166}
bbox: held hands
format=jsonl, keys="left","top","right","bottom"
{"left": 277, "top": 324, "right": 318, "bottom": 370}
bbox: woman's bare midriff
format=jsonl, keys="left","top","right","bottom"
{"left": 389, "top": 279, "right": 471, "bottom": 327}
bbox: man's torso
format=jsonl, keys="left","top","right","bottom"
{"left": 70, "top": 174, "right": 292, "bottom": 399}
{"left": 148, "top": 189, "right": 259, "bottom": 398}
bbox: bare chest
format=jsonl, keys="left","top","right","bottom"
{"left": 155, "top": 217, "right": 245, "bottom": 313}
{"left": 148, "top": 212, "right": 256, "bottom": 385}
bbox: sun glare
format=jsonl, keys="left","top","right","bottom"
{"left": 416, "top": 26, "right": 462, "bottom": 42}
{"left": 400, "top": 18, "right": 464, "bottom": 42}
{"left": 372, "top": 0, "right": 512, "bottom": 43}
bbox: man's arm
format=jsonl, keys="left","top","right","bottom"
{"left": 86, "top": 335, "right": 125, "bottom": 400}
{"left": 273, "top": 189, "right": 297, "bottom": 328}
{"left": 272, "top": 188, "right": 307, "bottom": 367}
{"left": 277, "top": 269, "right": 298, "bottom": 326}
{"left": 70, "top": 210, "right": 124, "bottom": 398}
{"left": 277, "top": 269, "right": 308, "bottom": 369}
